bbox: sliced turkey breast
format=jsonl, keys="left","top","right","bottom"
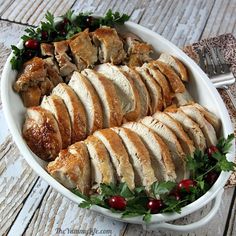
{"left": 158, "top": 53, "right": 188, "bottom": 81}
{"left": 69, "top": 71, "right": 103, "bottom": 134}
{"left": 84, "top": 135, "right": 116, "bottom": 190}
{"left": 93, "top": 129, "right": 135, "bottom": 190}
{"left": 153, "top": 111, "right": 195, "bottom": 155}
{"left": 112, "top": 127, "right": 157, "bottom": 190}
{"left": 69, "top": 29, "right": 97, "bottom": 71}
{"left": 20, "top": 86, "right": 42, "bottom": 107}
{"left": 120, "top": 65, "right": 150, "bottom": 118}
{"left": 180, "top": 105, "right": 218, "bottom": 146}
{"left": 40, "top": 43, "right": 54, "bottom": 57}
{"left": 93, "top": 26, "right": 126, "bottom": 64}
{"left": 165, "top": 109, "right": 207, "bottom": 151}
{"left": 95, "top": 63, "right": 140, "bottom": 120}
{"left": 151, "top": 60, "right": 185, "bottom": 93}
{"left": 144, "top": 63, "right": 173, "bottom": 107}
{"left": 135, "top": 66, "right": 163, "bottom": 113}
{"left": 122, "top": 122, "right": 176, "bottom": 182}
{"left": 140, "top": 116, "right": 187, "bottom": 181}
{"left": 41, "top": 94, "right": 71, "bottom": 149}
{"left": 54, "top": 40, "right": 77, "bottom": 77}
{"left": 81, "top": 69, "right": 123, "bottom": 128}
{"left": 192, "top": 103, "right": 221, "bottom": 134}
{"left": 123, "top": 33, "right": 153, "bottom": 67}
{"left": 174, "top": 90, "right": 194, "bottom": 106}
{"left": 52, "top": 83, "right": 87, "bottom": 142}
{"left": 13, "top": 57, "right": 49, "bottom": 106}
{"left": 23, "top": 107, "right": 62, "bottom": 161}
{"left": 119, "top": 69, "right": 141, "bottom": 121}
{"left": 47, "top": 142, "right": 90, "bottom": 195}
{"left": 44, "top": 57, "right": 63, "bottom": 86}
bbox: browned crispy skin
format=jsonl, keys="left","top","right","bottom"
{"left": 14, "top": 57, "right": 47, "bottom": 92}
{"left": 21, "top": 86, "right": 42, "bottom": 107}
{"left": 13, "top": 57, "right": 51, "bottom": 107}
{"left": 23, "top": 107, "right": 62, "bottom": 161}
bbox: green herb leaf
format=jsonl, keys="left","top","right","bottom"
{"left": 151, "top": 181, "right": 176, "bottom": 197}
{"left": 217, "top": 134, "right": 235, "bottom": 154}
{"left": 100, "top": 183, "right": 115, "bottom": 196}
{"left": 64, "top": 9, "right": 74, "bottom": 22}
{"left": 197, "top": 180, "right": 205, "bottom": 190}
{"left": 10, "top": 45, "right": 24, "bottom": 70}
{"left": 119, "top": 183, "right": 134, "bottom": 198}
{"left": 79, "top": 201, "right": 92, "bottom": 208}
{"left": 100, "top": 9, "right": 130, "bottom": 26}
{"left": 143, "top": 211, "right": 152, "bottom": 223}
{"left": 121, "top": 211, "right": 144, "bottom": 218}
{"left": 72, "top": 188, "right": 89, "bottom": 200}
{"left": 162, "top": 197, "right": 186, "bottom": 214}
{"left": 134, "top": 186, "right": 146, "bottom": 194}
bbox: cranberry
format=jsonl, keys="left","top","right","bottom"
{"left": 147, "top": 199, "right": 164, "bottom": 214}
{"left": 60, "top": 30, "right": 67, "bottom": 36}
{"left": 62, "top": 18, "right": 70, "bottom": 25}
{"left": 178, "top": 179, "right": 196, "bottom": 193}
{"left": 85, "top": 16, "right": 93, "bottom": 25}
{"left": 24, "top": 39, "right": 39, "bottom": 49}
{"left": 41, "top": 31, "right": 48, "bottom": 40}
{"left": 206, "top": 146, "right": 219, "bottom": 157}
{"left": 23, "top": 50, "right": 35, "bottom": 60}
{"left": 50, "top": 31, "right": 57, "bottom": 39}
{"left": 169, "top": 189, "right": 181, "bottom": 201}
{"left": 57, "top": 18, "right": 69, "bottom": 31}
{"left": 205, "top": 171, "right": 219, "bottom": 185}
{"left": 108, "top": 196, "right": 126, "bottom": 211}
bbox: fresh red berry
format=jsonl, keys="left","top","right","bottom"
{"left": 41, "top": 31, "right": 48, "bottom": 40}
{"left": 170, "top": 189, "right": 181, "bottom": 201}
{"left": 23, "top": 50, "right": 35, "bottom": 59}
{"left": 60, "top": 30, "right": 67, "bottom": 36}
{"left": 62, "top": 18, "right": 69, "bottom": 25}
{"left": 108, "top": 196, "right": 126, "bottom": 211}
{"left": 86, "top": 16, "right": 93, "bottom": 24}
{"left": 205, "top": 171, "right": 219, "bottom": 185}
{"left": 147, "top": 199, "right": 164, "bottom": 214}
{"left": 206, "top": 146, "right": 219, "bottom": 157}
{"left": 25, "top": 39, "right": 39, "bottom": 49}
{"left": 178, "top": 179, "right": 196, "bottom": 193}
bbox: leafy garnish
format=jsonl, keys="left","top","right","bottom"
{"left": 100, "top": 9, "right": 130, "bottom": 26}
{"left": 72, "top": 134, "right": 235, "bottom": 223}
{"left": 151, "top": 181, "right": 176, "bottom": 198}
{"left": 10, "top": 45, "right": 25, "bottom": 70}
{"left": 217, "top": 134, "right": 234, "bottom": 154}
{"left": 41, "top": 11, "right": 56, "bottom": 33}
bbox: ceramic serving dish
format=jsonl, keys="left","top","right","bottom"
{"left": 1, "top": 20, "right": 235, "bottom": 232}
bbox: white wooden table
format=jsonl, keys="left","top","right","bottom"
{"left": 0, "top": 0, "right": 236, "bottom": 235}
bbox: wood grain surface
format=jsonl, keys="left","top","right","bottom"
{"left": 0, "top": 0, "right": 235, "bottom": 235}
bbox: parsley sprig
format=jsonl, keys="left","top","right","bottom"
{"left": 73, "top": 134, "right": 235, "bottom": 223}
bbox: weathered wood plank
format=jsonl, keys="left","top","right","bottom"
{"left": 0, "top": 136, "right": 38, "bottom": 235}
{"left": 225, "top": 188, "right": 236, "bottom": 236}
{"left": 7, "top": 178, "right": 49, "bottom": 236}
{"left": 202, "top": 0, "right": 236, "bottom": 39}
{"left": 0, "top": 0, "right": 76, "bottom": 26}
{"left": 72, "top": 0, "right": 101, "bottom": 13}
{"left": 25, "top": 187, "right": 126, "bottom": 236}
